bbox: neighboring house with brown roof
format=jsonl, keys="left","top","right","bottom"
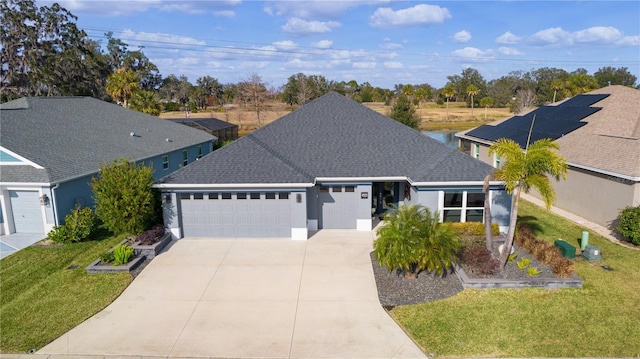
{"left": 457, "top": 85, "right": 640, "bottom": 230}
{"left": 167, "top": 118, "right": 238, "bottom": 144}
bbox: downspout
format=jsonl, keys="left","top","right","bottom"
{"left": 51, "top": 183, "right": 60, "bottom": 226}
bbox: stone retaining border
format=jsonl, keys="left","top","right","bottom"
{"left": 454, "top": 264, "right": 584, "bottom": 289}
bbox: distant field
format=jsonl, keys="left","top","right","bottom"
{"left": 160, "top": 100, "right": 512, "bottom": 133}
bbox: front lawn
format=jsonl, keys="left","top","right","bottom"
{"left": 390, "top": 200, "right": 640, "bottom": 357}
{"left": 0, "top": 231, "right": 132, "bottom": 353}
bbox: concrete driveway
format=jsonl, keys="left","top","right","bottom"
{"left": 39, "top": 230, "right": 426, "bottom": 358}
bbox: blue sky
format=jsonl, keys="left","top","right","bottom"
{"left": 42, "top": 1, "right": 640, "bottom": 89}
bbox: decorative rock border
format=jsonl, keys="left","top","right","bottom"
{"left": 132, "top": 232, "right": 171, "bottom": 259}
{"left": 454, "top": 264, "right": 583, "bottom": 289}
{"left": 85, "top": 254, "right": 145, "bottom": 274}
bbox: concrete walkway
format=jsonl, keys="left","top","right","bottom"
{"left": 0, "top": 232, "right": 46, "bottom": 259}
{"left": 36, "top": 230, "right": 426, "bottom": 359}
{"left": 521, "top": 193, "right": 638, "bottom": 250}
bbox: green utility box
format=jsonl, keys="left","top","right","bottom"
{"left": 554, "top": 239, "right": 576, "bottom": 259}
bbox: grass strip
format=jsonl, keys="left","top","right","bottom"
{"left": 390, "top": 199, "right": 640, "bottom": 357}
{"left": 0, "top": 231, "right": 132, "bottom": 353}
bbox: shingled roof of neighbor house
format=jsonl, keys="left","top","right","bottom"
{"left": 158, "top": 92, "right": 495, "bottom": 186}
{"left": 0, "top": 97, "right": 215, "bottom": 184}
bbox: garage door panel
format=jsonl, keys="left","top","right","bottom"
{"left": 319, "top": 187, "right": 357, "bottom": 229}
{"left": 181, "top": 193, "right": 291, "bottom": 238}
{"left": 9, "top": 190, "right": 45, "bottom": 233}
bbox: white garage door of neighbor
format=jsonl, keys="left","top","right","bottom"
{"left": 9, "top": 190, "right": 45, "bottom": 233}
{"left": 318, "top": 185, "right": 357, "bottom": 229}
{"left": 180, "top": 192, "right": 291, "bottom": 238}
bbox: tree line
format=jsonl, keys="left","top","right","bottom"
{"left": 2, "top": 0, "right": 637, "bottom": 117}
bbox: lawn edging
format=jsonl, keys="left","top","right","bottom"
{"left": 454, "top": 264, "right": 583, "bottom": 289}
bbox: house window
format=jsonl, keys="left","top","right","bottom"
{"left": 278, "top": 192, "right": 289, "bottom": 200}
{"left": 221, "top": 193, "right": 232, "bottom": 200}
{"left": 193, "top": 193, "right": 203, "bottom": 200}
{"left": 442, "top": 190, "right": 484, "bottom": 223}
{"left": 319, "top": 186, "right": 329, "bottom": 193}
{"left": 237, "top": 193, "right": 247, "bottom": 199}
{"left": 494, "top": 154, "right": 501, "bottom": 169}
{"left": 182, "top": 150, "right": 188, "bottom": 166}
{"left": 345, "top": 186, "right": 355, "bottom": 192}
{"left": 332, "top": 186, "right": 342, "bottom": 192}
{"left": 162, "top": 155, "right": 169, "bottom": 169}
{"left": 474, "top": 144, "right": 480, "bottom": 159}
{"left": 209, "top": 193, "right": 218, "bottom": 200}
{"left": 197, "top": 145, "right": 203, "bottom": 159}
{"left": 266, "top": 193, "right": 276, "bottom": 199}
{"left": 250, "top": 193, "right": 260, "bottom": 200}
{"left": 180, "top": 193, "right": 191, "bottom": 200}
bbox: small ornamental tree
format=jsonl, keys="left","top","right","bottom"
{"left": 389, "top": 94, "right": 420, "bottom": 130}
{"left": 617, "top": 206, "right": 640, "bottom": 245}
{"left": 92, "top": 158, "right": 156, "bottom": 236}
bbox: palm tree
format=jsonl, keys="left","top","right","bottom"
{"left": 489, "top": 137, "right": 568, "bottom": 268}
{"left": 442, "top": 85, "right": 456, "bottom": 121}
{"left": 374, "top": 204, "right": 460, "bottom": 277}
{"left": 130, "top": 90, "right": 161, "bottom": 116}
{"left": 480, "top": 96, "right": 493, "bottom": 121}
{"left": 106, "top": 68, "right": 140, "bottom": 108}
{"left": 466, "top": 84, "right": 478, "bottom": 118}
{"left": 551, "top": 79, "right": 564, "bottom": 103}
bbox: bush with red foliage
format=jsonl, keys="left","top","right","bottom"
{"left": 459, "top": 244, "right": 500, "bottom": 275}
{"left": 136, "top": 224, "right": 165, "bottom": 245}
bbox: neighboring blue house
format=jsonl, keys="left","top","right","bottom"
{"left": 156, "top": 92, "right": 512, "bottom": 240}
{"left": 0, "top": 97, "right": 215, "bottom": 236}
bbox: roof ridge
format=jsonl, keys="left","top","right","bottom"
{"left": 245, "top": 134, "right": 314, "bottom": 181}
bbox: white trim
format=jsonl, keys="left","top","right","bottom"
{"left": 169, "top": 227, "right": 181, "bottom": 240}
{"left": 455, "top": 134, "right": 495, "bottom": 146}
{"left": 569, "top": 162, "right": 640, "bottom": 182}
{"left": 291, "top": 227, "right": 308, "bottom": 240}
{"left": 0, "top": 146, "right": 45, "bottom": 169}
{"left": 412, "top": 181, "right": 504, "bottom": 187}
{"left": 356, "top": 218, "right": 372, "bottom": 231}
{"left": 0, "top": 182, "right": 51, "bottom": 187}
{"left": 315, "top": 176, "right": 407, "bottom": 182}
{"left": 154, "top": 183, "right": 313, "bottom": 189}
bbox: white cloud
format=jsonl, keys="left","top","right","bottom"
{"left": 571, "top": 26, "right": 622, "bottom": 43}
{"left": 495, "top": 31, "right": 521, "bottom": 44}
{"left": 453, "top": 30, "right": 471, "bottom": 43}
{"left": 530, "top": 27, "right": 570, "bottom": 45}
{"left": 273, "top": 40, "right": 297, "bottom": 50}
{"left": 451, "top": 47, "right": 493, "bottom": 62}
{"left": 497, "top": 47, "right": 524, "bottom": 56}
{"left": 353, "top": 62, "right": 377, "bottom": 69}
{"left": 616, "top": 35, "right": 639, "bottom": 46}
{"left": 384, "top": 61, "right": 403, "bottom": 69}
{"left": 213, "top": 10, "right": 235, "bottom": 17}
{"left": 265, "top": 1, "right": 389, "bottom": 20}
{"left": 380, "top": 42, "right": 403, "bottom": 50}
{"left": 282, "top": 17, "right": 341, "bottom": 35}
{"left": 119, "top": 29, "right": 206, "bottom": 47}
{"left": 313, "top": 40, "right": 333, "bottom": 49}
{"left": 370, "top": 4, "right": 451, "bottom": 28}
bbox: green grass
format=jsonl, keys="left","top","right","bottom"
{"left": 0, "top": 230, "right": 133, "bottom": 353}
{"left": 390, "top": 200, "right": 640, "bottom": 357}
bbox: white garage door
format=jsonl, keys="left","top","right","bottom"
{"left": 9, "top": 190, "right": 45, "bottom": 233}
{"left": 318, "top": 185, "right": 357, "bottom": 229}
{"left": 180, "top": 192, "right": 291, "bottom": 238}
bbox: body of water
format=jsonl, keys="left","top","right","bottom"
{"left": 423, "top": 130, "right": 459, "bottom": 149}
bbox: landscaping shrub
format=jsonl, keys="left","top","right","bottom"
{"left": 450, "top": 222, "right": 500, "bottom": 237}
{"left": 459, "top": 244, "right": 500, "bottom": 275}
{"left": 514, "top": 223, "right": 575, "bottom": 277}
{"left": 47, "top": 206, "right": 95, "bottom": 243}
{"left": 92, "top": 158, "right": 158, "bottom": 236}
{"left": 136, "top": 224, "right": 165, "bottom": 245}
{"left": 374, "top": 204, "right": 460, "bottom": 277}
{"left": 616, "top": 205, "right": 640, "bottom": 245}
{"left": 112, "top": 244, "right": 135, "bottom": 265}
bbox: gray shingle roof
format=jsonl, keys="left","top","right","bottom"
{"left": 159, "top": 92, "right": 494, "bottom": 185}
{"left": 0, "top": 97, "right": 215, "bottom": 184}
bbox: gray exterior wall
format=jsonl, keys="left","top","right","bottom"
{"left": 411, "top": 188, "right": 439, "bottom": 214}
{"left": 532, "top": 166, "right": 640, "bottom": 228}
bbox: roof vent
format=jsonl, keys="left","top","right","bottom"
{"left": 130, "top": 132, "right": 136, "bottom": 137}
{"left": 166, "top": 138, "right": 172, "bottom": 142}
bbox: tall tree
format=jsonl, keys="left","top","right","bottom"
{"left": 489, "top": 137, "right": 568, "bottom": 268}
{"left": 105, "top": 68, "right": 140, "bottom": 108}
{"left": 551, "top": 79, "right": 565, "bottom": 103}
{"left": 566, "top": 72, "right": 598, "bottom": 96}
{"left": 442, "top": 85, "right": 456, "bottom": 121}
{"left": 238, "top": 72, "right": 268, "bottom": 128}
{"left": 479, "top": 96, "right": 493, "bottom": 120}
{"left": 466, "top": 84, "right": 479, "bottom": 117}
{"left": 1, "top": 0, "right": 109, "bottom": 101}
{"left": 389, "top": 94, "right": 420, "bottom": 129}
{"left": 129, "top": 90, "right": 161, "bottom": 115}
{"left": 594, "top": 66, "right": 637, "bottom": 88}
{"left": 193, "top": 76, "right": 222, "bottom": 110}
